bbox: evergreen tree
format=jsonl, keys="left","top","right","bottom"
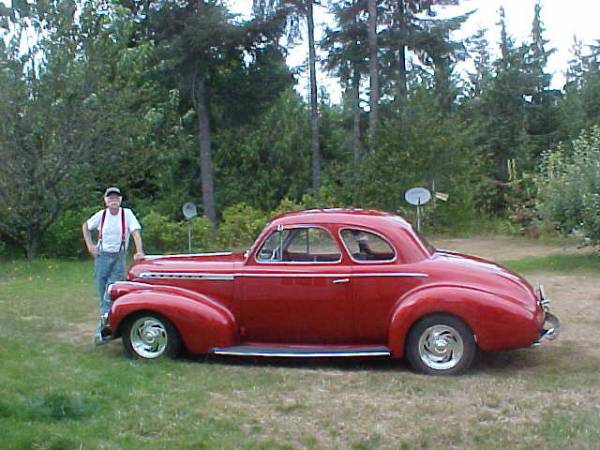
{"left": 379, "top": 0, "right": 468, "bottom": 107}
{"left": 523, "top": 2, "right": 559, "bottom": 160}
{"left": 321, "top": 0, "right": 369, "bottom": 202}
{"left": 466, "top": 27, "right": 492, "bottom": 98}
{"left": 253, "top": 0, "right": 322, "bottom": 195}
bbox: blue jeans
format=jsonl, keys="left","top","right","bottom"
{"left": 95, "top": 251, "right": 125, "bottom": 316}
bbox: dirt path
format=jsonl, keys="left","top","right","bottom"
{"left": 431, "top": 235, "right": 588, "bottom": 261}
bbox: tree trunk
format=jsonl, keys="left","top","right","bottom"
{"left": 352, "top": 69, "right": 361, "bottom": 205}
{"left": 397, "top": 0, "right": 407, "bottom": 101}
{"left": 367, "top": 0, "right": 379, "bottom": 142}
{"left": 25, "top": 231, "right": 40, "bottom": 260}
{"left": 194, "top": 75, "right": 217, "bottom": 233}
{"left": 307, "top": 0, "right": 320, "bottom": 196}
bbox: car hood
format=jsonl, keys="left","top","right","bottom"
{"left": 128, "top": 251, "right": 244, "bottom": 280}
{"left": 431, "top": 249, "right": 538, "bottom": 308}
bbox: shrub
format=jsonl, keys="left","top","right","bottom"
{"left": 537, "top": 126, "right": 600, "bottom": 244}
{"left": 142, "top": 211, "right": 212, "bottom": 254}
{"left": 42, "top": 206, "right": 99, "bottom": 258}
{"left": 217, "top": 203, "right": 268, "bottom": 250}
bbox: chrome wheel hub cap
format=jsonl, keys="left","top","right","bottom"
{"left": 418, "top": 325, "right": 464, "bottom": 370}
{"left": 130, "top": 317, "right": 168, "bottom": 358}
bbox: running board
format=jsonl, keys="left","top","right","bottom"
{"left": 210, "top": 345, "right": 391, "bottom": 358}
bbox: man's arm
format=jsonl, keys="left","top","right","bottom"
{"left": 131, "top": 229, "right": 145, "bottom": 261}
{"left": 82, "top": 222, "right": 98, "bottom": 257}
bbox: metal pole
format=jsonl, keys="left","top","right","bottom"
{"left": 188, "top": 222, "right": 192, "bottom": 253}
{"left": 417, "top": 199, "right": 421, "bottom": 233}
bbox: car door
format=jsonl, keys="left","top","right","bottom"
{"left": 239, "top": 225, "right": 353, "bottom": 344}
{"left": 339, "top": 228, "right": 427, "bottom": 344}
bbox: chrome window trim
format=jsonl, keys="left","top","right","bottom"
{"left": 338, "top": 227, "right": 398, "bottom": 264}
{"left": 254, "top": 225, "right": 343, "bottom": 265}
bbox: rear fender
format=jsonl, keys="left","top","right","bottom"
{"left": 108, "top": 285, "right": 238, "bottom": 354}
{"left": 388, "top": 285, "right": 541, "bottom": 357}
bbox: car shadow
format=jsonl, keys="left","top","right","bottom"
{"left": 179, "top": 346, "right": 568, "bottom": 376}
{"left": 185, "top": 353, "right": 411, "bottom": 373}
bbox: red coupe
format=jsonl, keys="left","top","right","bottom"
{"left": 102, "top": 209, "right": 559, "bottom": 375}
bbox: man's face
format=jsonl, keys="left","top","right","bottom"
{"left": 104, "top": 194, "right": 122, "bottom": 209}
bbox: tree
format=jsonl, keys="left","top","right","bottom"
{"left": 367, "top": 0, "right": 379, "bottom": 140}
{"left": 523, "top": 2, "right": 559, "bottom": 160}
{"left": 379, "top": 0, "right": 467, "bottom": 106}
{"left": 466, "top": 27, "right": 492, "bottom": 98}
{"left": 0, "top": 1, "right": 165, "bottom": 258}
{"left": 253, "top": 0, "right": 322, "bottom": 195}
{"left": 321, "top": 0, "right": 369, "bottom": 202}
{"left": 129, "top": 0, "right": 289, "bottom": 231}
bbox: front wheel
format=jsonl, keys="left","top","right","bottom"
{"left": 406, "top": 314, "right": 476, "bottom": 375}
{"left": 122, "top": 313, "right": 181, "bottom": 360}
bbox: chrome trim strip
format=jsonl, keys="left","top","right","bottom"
{"left": 138, "top": 271, "right": 428, "bottom": 280}
{"left": 236, "top": 272, "right": 428, "bottom": 278}
{"left": 138, "top": 272, "right": 235, "bottom": 281}
{"left": 211, "top": 349, "right": 391, "bottom": 358}
{"left": 144, "top": 252, "right": 233, "bottom": 260}
{"left": 352, "top": 272, "right": 428, "bottom": 278}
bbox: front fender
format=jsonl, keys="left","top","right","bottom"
{"left": 108, "top": 286, "right": 238, "bottom": 354}
{"left": 388, "top": 285, "right": 543, "bottom": 357}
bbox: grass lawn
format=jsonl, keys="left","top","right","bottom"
{"left": 1, "top": 247, "right": 600, "bottom": 449}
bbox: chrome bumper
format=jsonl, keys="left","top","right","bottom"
{"left": 531, "top": 312, "right": 560, "bottom": 347}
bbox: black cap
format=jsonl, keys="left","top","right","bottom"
{"left": 104, "top": 186, "right": 122, "bottom": 197}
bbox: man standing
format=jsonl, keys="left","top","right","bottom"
{"left": 82, "top": 187, "right": 145, "bottom": 344}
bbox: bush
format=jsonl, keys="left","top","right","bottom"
{"left": 142, "top": 211, "right": 212, "bottom": 254}
{"left": 217, "top": 203, "right": 268, "bottom": 250}
{"left": 537, "top": 126, "right": 600, "bottom": 244}
{"left": 42, "top": 206, "right": 99, "bottom": 258}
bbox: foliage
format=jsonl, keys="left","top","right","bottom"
{"left": 141, "top": 211, "right": 213, "bottom": 254}
{"left": 537, "top": 127, "right": 600, "bottom": 244}
{"left": 360, "top": 87, "right": 479, "bottom": 229}
{"left": 217, "top": 204, "right": 269, "bottom": 249}
{"left": 2, "top": 1, "right": 600, "bottom": 257}
{"left": 42, "top": 207, "right": 99, "bottom": 258}
{"left": 214, "top": 89, "right": 311, "bottom": 211}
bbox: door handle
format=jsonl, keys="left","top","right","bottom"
{"left": 332, "top": 278, "right": 350, "bottom": 284}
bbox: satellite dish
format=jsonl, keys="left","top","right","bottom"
{"left": 182, "top": 202, "right": 198, "bottom": 220}
{"left": 405, "top": 187, "right": 431, "bottom": 206}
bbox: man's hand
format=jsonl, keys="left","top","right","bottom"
{"left": 88, "top": 245, "right": 99, "bottom": 258}
{"left": 134, "top": 252, "right": 145, "bottom": 261}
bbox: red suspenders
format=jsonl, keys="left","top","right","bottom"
{"left": 98, "top": 208, "right": 125, "bottom": 252}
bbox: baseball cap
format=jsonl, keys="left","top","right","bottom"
{"left": 104, "top": 186, "right": 122, "bottom": 197}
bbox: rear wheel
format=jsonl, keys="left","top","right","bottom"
{"left": 406, "top": 314, "right": 476, "bottom": 375}
{"left": 122, "top": 313, "right": 181, "bottom": 360}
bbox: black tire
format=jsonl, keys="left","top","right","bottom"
{"left": 406, "top": 314, "right": 476, "bottom": 375}
{"left": 122, "top": 312, "right": 181, "bottom": 360}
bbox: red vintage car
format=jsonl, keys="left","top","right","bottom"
{"left": 101, "top": 209, "right": 559, "bottom": 375}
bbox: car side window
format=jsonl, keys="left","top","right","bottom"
{"left": 340, "top": 229, "right": 396, "bottom": 262}
{"left": 257, "top": 227, "right": 341, "bottom": 263}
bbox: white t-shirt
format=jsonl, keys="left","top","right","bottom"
{"left": 87, "top": 208, "right": 141, "bottom": 253}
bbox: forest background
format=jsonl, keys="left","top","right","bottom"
{"left": 1, "top": 0, "right": 599, "bottom": 259}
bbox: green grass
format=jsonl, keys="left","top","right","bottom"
{"left": 1, "top": 251, "right": 600, "bottom": 449}
{"left": 501, "top": 252, "right": 600, "bottom": 273}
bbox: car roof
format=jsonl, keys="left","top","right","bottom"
{"left": 270, "top": 208, "right": 413, "bottom": 230}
